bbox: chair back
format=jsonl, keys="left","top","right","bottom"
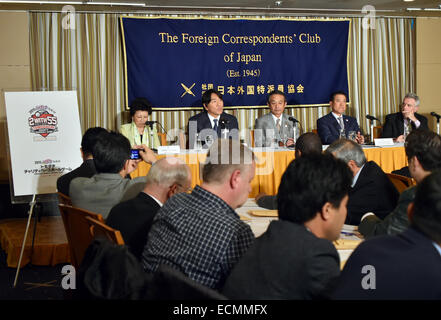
{"left": 57, "top": 192, "right": 72, "bottom": 206}
{"left": 85, "top": 216, "right": 125, "bottom": 245}
{"left": 373, "top": 126, "right": 382, "bottom": 139}
{"left": 158, "top": 132, "right": 167, "bottom": 146}
{"left": 386, "top": 173, "right": 416, "bottom": 194}
{"left": 58, "top": 204, "right": 105, "bottom": 268}
{"left": 312, "top": 129, "right": 318, "bottom": 134}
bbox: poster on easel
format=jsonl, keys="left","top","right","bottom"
{"left": 4, "top": 91, "right": 83, "bottom": 197}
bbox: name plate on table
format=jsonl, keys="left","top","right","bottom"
{"left": 374, "top": 138, "right": 394, "bottom": 146}
{"left": 157, "top": 145, "right": 180, "bottom": 155}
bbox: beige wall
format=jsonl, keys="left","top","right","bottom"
{"left": 0, "top": 12, "right": 31, "bottom": 182}
{"left": 416, "top": 17, "right": 441, "bottom": 133}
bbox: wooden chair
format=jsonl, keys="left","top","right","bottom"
{"left": 312, "top": 129, "right": 318, "bottom": 134}
{"left": 373, "top": 126, "right": 382, "bottom": 139}
{"left": 387, "top": 173, "right": 416, "bottom": 194}
{"left": 157, "top": 132, "right": 167, "bottom": 146}
{"left": 249, "top": 129, "right": 255, "bottom": 147}
{"left": 58, "top": 204, "right": 105, "bottom": 268}
{"left": 57, "top": 192, "right": 72, "bottom": 206}
{"left": 85, "top": 216, "right": 125, "bottom": 245}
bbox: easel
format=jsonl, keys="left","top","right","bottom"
{"left": 13, "top": 194, "right": 37, "bottom": 287}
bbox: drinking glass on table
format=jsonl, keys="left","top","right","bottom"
{"left": 348, "top": 131, "right": 357, "bottom": 141}
{"left": 339, "top": 128, "right": 346, "bottom": 139}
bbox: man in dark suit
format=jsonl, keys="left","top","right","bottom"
{"left": 333, "top": 170, "right": 441, "bottom": 300}
{"left": 359, "top": 129, "right": 441, "bottom": 238}
{"left": 187, "top": 89, "right": 239, "bottom": 148}
{"left": 317, "top": 91, "right": 364, "bottom": 145}
{"left": 106, "top": 157, "right": 192, "bottom": 260}
{"left": 381, "top": 92, "right": 429, "bottom": 142}
{"left": 326, "top": 139, "right": 399, "bottom": 225}
{"left": 222, "top": 153, "right": 353, "bottom": 299}
{"left": 56, "top": 127, "right": 107, "bottom": 195}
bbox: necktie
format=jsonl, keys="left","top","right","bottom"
{"left": 338, "top": 117, "right": 344, "bottom": 130}
{"left": 213, "top": 119, "right": 218, "bottom": 134}
{"left": 276, "top": 118, "right": 281, "bottom": 134}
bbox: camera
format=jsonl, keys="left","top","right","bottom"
{"left": 130, "top": 149, "right": 141, "bottom": 160}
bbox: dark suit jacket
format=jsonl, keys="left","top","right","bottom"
{"left": 381, "top": 111, "right": 428, "bottom": 138}
{"left": 333, "top": 227, "right": 441, "bottom": 300}
{"left": 346, "top": 161, "right": 399, "bottom": 225}
{"left": 358, "top": 186, "right": 415, "bottom": 239}
{"left": 56, "top": 159, "right": 96, "bottom": 195}
{"left": 106, "top": 192, "right": 161, "bottom": 260}
{"left": 222, "top": 220, "right": 340, "bottom": 300}
{"left": 317, "top": 112, "right": 361, "bottom": 145}
{"left": 187, "top": 111, "right": 239, "bottom": 141}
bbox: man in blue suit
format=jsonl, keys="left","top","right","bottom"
{"left": 317, "top": 91, "right": 364, "bottom": 145}
{"left": 187, "top": 89, "right": 239, "bottom": 148}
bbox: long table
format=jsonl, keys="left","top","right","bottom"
{"left": 131, "top": 144, "right": 407, "bottom": 198}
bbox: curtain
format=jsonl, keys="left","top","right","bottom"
{"left": 30, "top": 13, "right": 415, "bottom": 140}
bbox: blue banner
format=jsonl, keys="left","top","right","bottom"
{"left": 121, "top": 17, "right": 349, "bottom": 109}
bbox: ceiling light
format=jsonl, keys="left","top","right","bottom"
{"left": 86, "top": 1, "right": 146, "bottom": 6}
{"left": 403, "top": 0, "right": 415, "bottom": 2}
{"left": 0, "top": 0, "right": 83, "bottom": 4}
{"left": 406, "top": 8, "right": 422, "bottom": 11}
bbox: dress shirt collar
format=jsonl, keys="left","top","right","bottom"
{"left": 433, "top": 242, "right": 441, "bottom": 257}
{"left": 271, "top": 113, "right": 283, "bottom": 125}
{"left": 351, "top": 164, "right": 365, "bottom": 188}
{"left": 331, "top": 112, "right": 344, "bottom": 121}
{"left": 144, "top": 191, "right": 163, "bottom": 207}
{"left": 207, "top": 113, "right": 221, "bottom": 129}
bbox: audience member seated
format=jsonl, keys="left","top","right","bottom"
{"left": 255, "top": 132, "right": 322, "bottom": 209}
{"left": 317, "top": 91, "right": 364, "bottom": 145}
{"left": 333, "top": 170, "right": 441, "bottom": 300}
{"left": 358, "top": 129, "right": 441, "bottom": 238}
{"left": 326, "top": 139, "right": 399, "bottom": 225}
{"left": 106, "top": 157, "right": 192, "bottom": 260}
{"left": 381, "top": 93, "right": 429, "bottom": 142}
{"left": 187, "top": 89, "right": 239, "bottom": 148}
{"left": 56, "top": 127, "right": 107, "bottom": 195}
{"left": 142, "top": 139, "right": 255, "bottom": 290}
{"left": 222, "top": 153, "right": 352, "bottom": 299}
{"left": 254, "top": 90, "right": 300, "bottom": 147}
{"left": 120, "top": 97, "right": 161, "bottom": 148}
{"left": 70, "top": 131, "right": 157, "bottom": 219}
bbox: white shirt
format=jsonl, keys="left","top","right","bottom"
{"left": 351, "top": 164, "right": 365, "bottom": 188}
{"left": 433, "top": 242, "right": 441, "bottom": 257}
{"left": 271, "top": 113, "right": 283, "bottom": 126}
{"left": 207, "top": 113, "right": 221, "bottom": 129}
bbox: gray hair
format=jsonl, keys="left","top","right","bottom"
{"left": 404, "top": 92, "right": 420, "bottom": 107}
{"left": 325, "top": 139, "right": 366, "bottom": 168}
{"left": 146, "top": 157, "right": 190, "bottom": 187}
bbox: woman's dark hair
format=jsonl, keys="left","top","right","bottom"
{"left": 277, "top": 153, "right": 352, "bottom": 224}
{"left": 129, "top": 97, "right": 152, "bottom": 117}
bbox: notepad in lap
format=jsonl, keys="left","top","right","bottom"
{"left": 248, "top": 209, "right": 278, "bottom": 217}
{"left": 333, "top": 239, "right": 362, "bottom": 250}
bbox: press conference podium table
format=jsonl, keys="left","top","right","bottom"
{"left": 130, "top": 144, "right": 407, "bottom": 198}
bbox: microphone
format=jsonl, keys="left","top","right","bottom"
{"left": 366, "top": 115, "right": 380, "bottom": 121}
{"left": 145, "top": 120, "right": 157, "bottom": 126}
{"left": 288, "top": 116, "right": 299, "bottom": 123}
{"left": 430, "top": 112, "right": 441, "bottom": 119}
